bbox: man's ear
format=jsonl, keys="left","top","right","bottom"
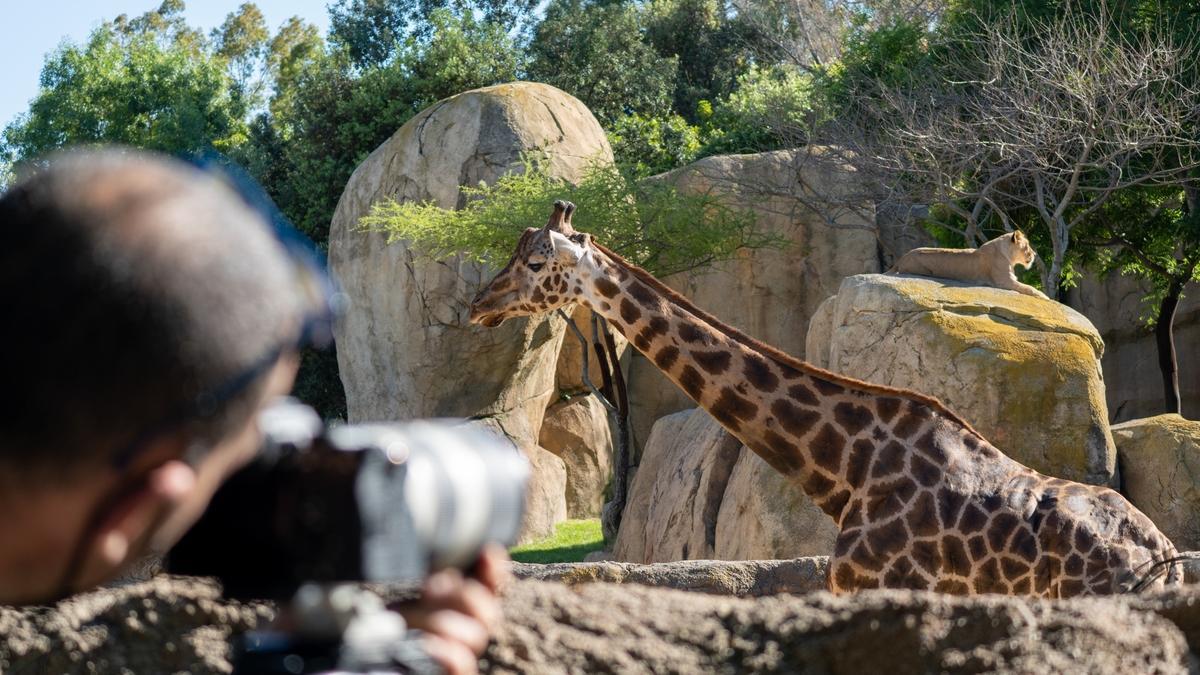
{"left": 72, "top": 460, "right": 195, "bottom": 590}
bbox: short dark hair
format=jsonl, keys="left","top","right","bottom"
{"left": 0, "top": 149, "right": 303, "bottom": 477}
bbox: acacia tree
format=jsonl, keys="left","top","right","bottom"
{"left": 804, "top": 7, "right": 1200, "bottom": 298}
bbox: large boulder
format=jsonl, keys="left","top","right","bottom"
{"left": 612, "top": 408, "right": 838, "bottom": 563}
{"left": 1112, "top": 414, "right": 1200, "bottom": 551}
{"left": 1070, "top": 273, "right": 1200, "bottom": 421}
{"left": 625, "top": 149, "right": 880, "bottom": 451}
{"left": 327, "top": 82, "right": 613, "bottom": 540}
{"left": 538, "top": 395, "right": 614, "bottom": 518}
{"left": 807, "top": 273, "right": 1116, "bottom": 486}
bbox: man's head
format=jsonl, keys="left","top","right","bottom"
{"left": 0, "top": 149, "right": 307, "bottom": 603}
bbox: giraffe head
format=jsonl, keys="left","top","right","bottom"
{"left": 469, "top": 200, "right": 593, "bottom": 327}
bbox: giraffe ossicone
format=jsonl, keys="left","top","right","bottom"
{"left": 469, "top": 201, "right": 1182, "bottom": 597}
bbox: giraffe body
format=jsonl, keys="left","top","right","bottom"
{"left": 469, "top": 202, "right": 1182, "bottom": 597}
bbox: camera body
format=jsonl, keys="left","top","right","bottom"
{"left": 168, "top": 399, "right": 529, "bottom": 600}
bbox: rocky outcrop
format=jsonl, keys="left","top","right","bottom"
{"left": 1070, "top": 273, "right": 1200, "bottom": 422}
{"left": 510, "top": 557, "right": 828, "bottom": 596}
{"left": 1112, "top": 414, "right": 1200, "bottom": 551}
{"left": 538, "top": 395, "right": 613, "bottom": 518}
{"left": 626, "top": 150, "right": 880, "bottom": 449}
{"left": 612, "top": 408, "right": 838, "bottom": 563}
{"left": 327, "top": 82, "right": 613, "bottom": 539}
{"left": 807, "top": 273, "right": 1117, "bottom": 486}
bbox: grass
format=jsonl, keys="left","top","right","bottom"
{"left": 510, "top": 519, "right": 605, "bottom": 564}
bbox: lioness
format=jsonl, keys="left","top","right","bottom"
{"left": 892, "top": 231, "right": 1049, "bottom": 299}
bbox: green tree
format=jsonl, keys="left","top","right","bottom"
{"left": 700, "top": 64, "right": 813, "bottom": 156}
{"left": 1079, "top": 186, "right": 1200, "bottom": 414}
{"left": 528, "top": 0, "right": 678, "bottom": 126}
{"left": 328, "top": 0, "right": 538, "bottom": 68}
{"left": 2, "top": 25, "right": 247, "bottom": 164}
{"left": 607, "top": 113, "right": 700, "bottom": 178}
{"left": 212, "top": 2, "right": 270, "bottom": 102}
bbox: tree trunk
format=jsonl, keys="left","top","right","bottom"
{"left": 1156, "top": 278, "right": 1185, "bottom": 414}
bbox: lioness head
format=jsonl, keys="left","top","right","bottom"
{"left": 1007, "top": 231, "right": 1036, "bottom": 269}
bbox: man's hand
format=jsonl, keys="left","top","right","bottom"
{"left": 398, "top": 545, "right": 510, "bottom": 675}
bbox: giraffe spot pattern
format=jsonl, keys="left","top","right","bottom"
{"left": 987, "top": 513, "right": 1020, "bottom": 551}
{"left": 629, "top": 280, "right": 658, "bottom": 309}
{"left": 942, "top": 537, "right": 971, "bottom": 576}
{"left": 866, "top": 517, "right": 910, "bottom": 558}
{"left": 531, "top": 288, "right": 545, "bottom": 303}
{"left": 679, "top": 366, "right": 706, "bottom": 400}
{"left": 884, "top": 557, "right": 930, "bottom": 590}
{"left": 678, "top": 323, "right": 705, "bottom": 344}
{"left": 619, "top": 298, "right": 642, "bottom": 324}
{"left": 935, "top": 579, "right": 970, "bottom": 594}
{"left": 833, "top": 402, "right": 873, "bottom": 436}
{"left": 867, "top": 478, "right": 916, "bottom": 519}
{"left": 845, "top": 439, "right": 872, "bottom": 489}
{"left": 760, "top": 430, "right": 806, "bottom": 474}
{"left": 914, "top": 429, "right": 948, "bottom": 464}
{"left": 812, "top": 378, "right": 845, "bottom": 396}
{"left": 820, "top": 489, "right": 852, "bottom": 519}
{"left": 810, "top": 424, "right": 845, "bottom": 474}
{"left": 804, "top": 471, "right": 837, "bottom": 498}
{"left": 743, "top": 354, "right": 779, "bottom": 392}
{"left": 711, "top": 387, "right": 758, "bottom": 430}
{"left": 788, "top": 383, "right": 819, "bottom": 406}
{"left": 870, "top": 440, "right": 907, "bottom": 477}
{"left": 597, "top": 277, "right": 624, "bottom": 295}
{"left": 851, "top": 540, "right": 887, "bottom": 571}
{"left": 654, "top": 345, "right": 679, "bottom": 369}
{"left": 906, "top": 491, "right": 940, "bottom": 537}
{"left": 692, "top": 350, "right": 732, "bottom": 374}
{"left": 876, "top": 397, "right": 902, "bottom": 423}
{"left": 937, "top": 488, "right": 967, "bottom": 529}
{"left": 909, "top": 452, "right": 942, "bottom": 487}
{"left": 973, "top": 558, "right": 1007, "bottom": 594}
{"left": 911, "top": 539, "right": 942, "bottom": 574}
{"left": 967, "top": 535, "right": 988, "bottom": 561}
{"left": 772, "top": 399, "right": 821, "bottom": 439}
{"left": 960, "top": 505, "right": 990, "bottom": 535}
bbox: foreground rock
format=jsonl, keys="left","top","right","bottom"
{"left": 487, "top": 582, "right": 1189, "bottom": 674}
{"left": 613, "top": 408, "right": 838, "bottom": 563}
{"left": 626, "top": 149, "right": 880, "bottom": 447}
{"left": 0, "top": 577, "right": 272, "bottom": 673}
{"left": 1113, "top": 414, "right": 1200, "bottom": 550}
{"left": 511, "top": 558, "right": 828, "bottom": 596}
{"left": 9, "top": 575, "right": 1200, "bottom": 673}
{"left": 808, "top": 273, "right": 1116, "bottom": 486}
{"left": 327, "top": 82, "right": 613, "bottom": 539}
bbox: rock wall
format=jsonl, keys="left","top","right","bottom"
{"left": 612, "top": 408, "right": 838, "bottom": 563}
{"left": 626, "top": 150, "right": 880, "bottom": 450}
{"left": 1070, "top": 273, "right": 1200, "bottom": 422}
{"left": 808, "top": 273, "right": 1117, "bottom": 486}
{"left": 327, "top": 82, "right": 613, "bottom": 541}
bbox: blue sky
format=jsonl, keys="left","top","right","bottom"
{"left": 0, "top": 1, "right": 334, "bottom": 131}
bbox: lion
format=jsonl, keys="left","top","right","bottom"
{"left": 891, "top": 231, "right": 1049, "bottom": 299}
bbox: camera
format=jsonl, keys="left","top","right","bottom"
{"left": 167, "top": 399, "right": 529, "bottom": 673}
{"left": 167, "top": 398, "right": 530, "bottom": 598}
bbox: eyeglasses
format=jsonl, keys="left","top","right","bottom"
{"left": 109, "top": 152, "right": 338, "bottom": 469}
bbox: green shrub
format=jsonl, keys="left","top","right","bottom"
{"left": 700, "top": 64, "right": 813, "bottom": 157}
{"left": 358, "top": 157, "right": 783, "bottom": 278}
{"left": 608, "top": 113, "right": 701, "bottom": 178}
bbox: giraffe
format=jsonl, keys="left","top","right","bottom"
{"left": 469, "top": 201, "right": 1183, "bottom": 597}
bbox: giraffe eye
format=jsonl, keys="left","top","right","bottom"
{"left": 528, "top": 262, "right": 544, "bottom": 272}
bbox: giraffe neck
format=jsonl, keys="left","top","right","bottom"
{"left": 576, "top": 244, "right": 919, "bottom": 521}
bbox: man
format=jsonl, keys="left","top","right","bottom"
{"left": 0, "top": 149, "right": 501, "bottom": 674}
